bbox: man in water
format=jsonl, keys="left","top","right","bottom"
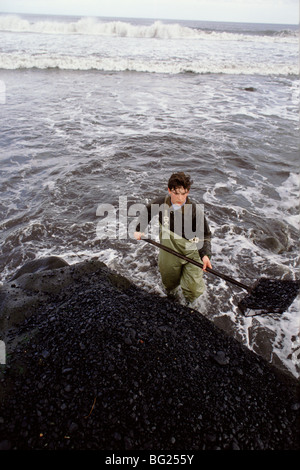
{"left": 134, "top": 172, "right": 212, "bottom": 304}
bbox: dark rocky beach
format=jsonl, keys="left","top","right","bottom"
{"left": 0, "top": 258, "right": 299, "bottom": 451}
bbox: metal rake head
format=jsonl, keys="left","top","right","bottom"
{"left": 238, "top": 278, "right": 300, "bottom": 316}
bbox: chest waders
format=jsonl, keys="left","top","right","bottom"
{"left": 158, "top": 201, "right": 205, "bottom": 303}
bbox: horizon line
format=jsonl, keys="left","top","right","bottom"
{"left": 0, "top": 10, "right": 298, "bottom": 26}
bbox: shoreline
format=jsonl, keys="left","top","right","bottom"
{"left": 0, "top": 258, "right": 299, "bottom": 450}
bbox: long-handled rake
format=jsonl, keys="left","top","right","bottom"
{"left": 142, "top": 238, "right": 300, "bottom": 317}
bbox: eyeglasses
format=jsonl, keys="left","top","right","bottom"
{"left": 170, "top": 189, "right": 189, "bottom": 196}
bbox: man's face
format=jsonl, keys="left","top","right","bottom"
{"left": 168, "top": 186, "right": 189, "bottom": 207}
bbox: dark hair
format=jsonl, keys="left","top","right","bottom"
{"left": 168, "top": 172, "right": 193, "bottom": 191}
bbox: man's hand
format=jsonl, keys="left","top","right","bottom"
{"left": 134, "top": 231, "right": 145, "bottom": 240}
{"left": 202, "top": 255, "right": 212, "bottom": 271}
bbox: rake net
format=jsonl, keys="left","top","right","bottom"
{"left": 238, "top": 278, "right": 300, "bottom": 316}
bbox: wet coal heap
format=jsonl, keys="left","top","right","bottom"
{"left": 0, "top": 260, "right": 299, "bottom": 450}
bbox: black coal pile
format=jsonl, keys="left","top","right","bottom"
{"left": 0, "top": 260, "right": 299, "bottom": 451}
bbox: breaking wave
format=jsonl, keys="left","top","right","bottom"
{"left": 0, "top": 15, "right": 297, "bottom": 42}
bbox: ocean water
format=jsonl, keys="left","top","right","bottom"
{"left": 0, "top": 14, "right": 299, "bottom": 377}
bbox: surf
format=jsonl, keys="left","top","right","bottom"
{"left": 0, "top": 52, "right": 297, "bottom": 75}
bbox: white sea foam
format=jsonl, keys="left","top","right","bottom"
{"left": 0, "top": 52, "right": 297, "bottom": 76}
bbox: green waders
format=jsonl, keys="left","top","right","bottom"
{"left": 158, "top": 224, "right": 205, "bottom": 303}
